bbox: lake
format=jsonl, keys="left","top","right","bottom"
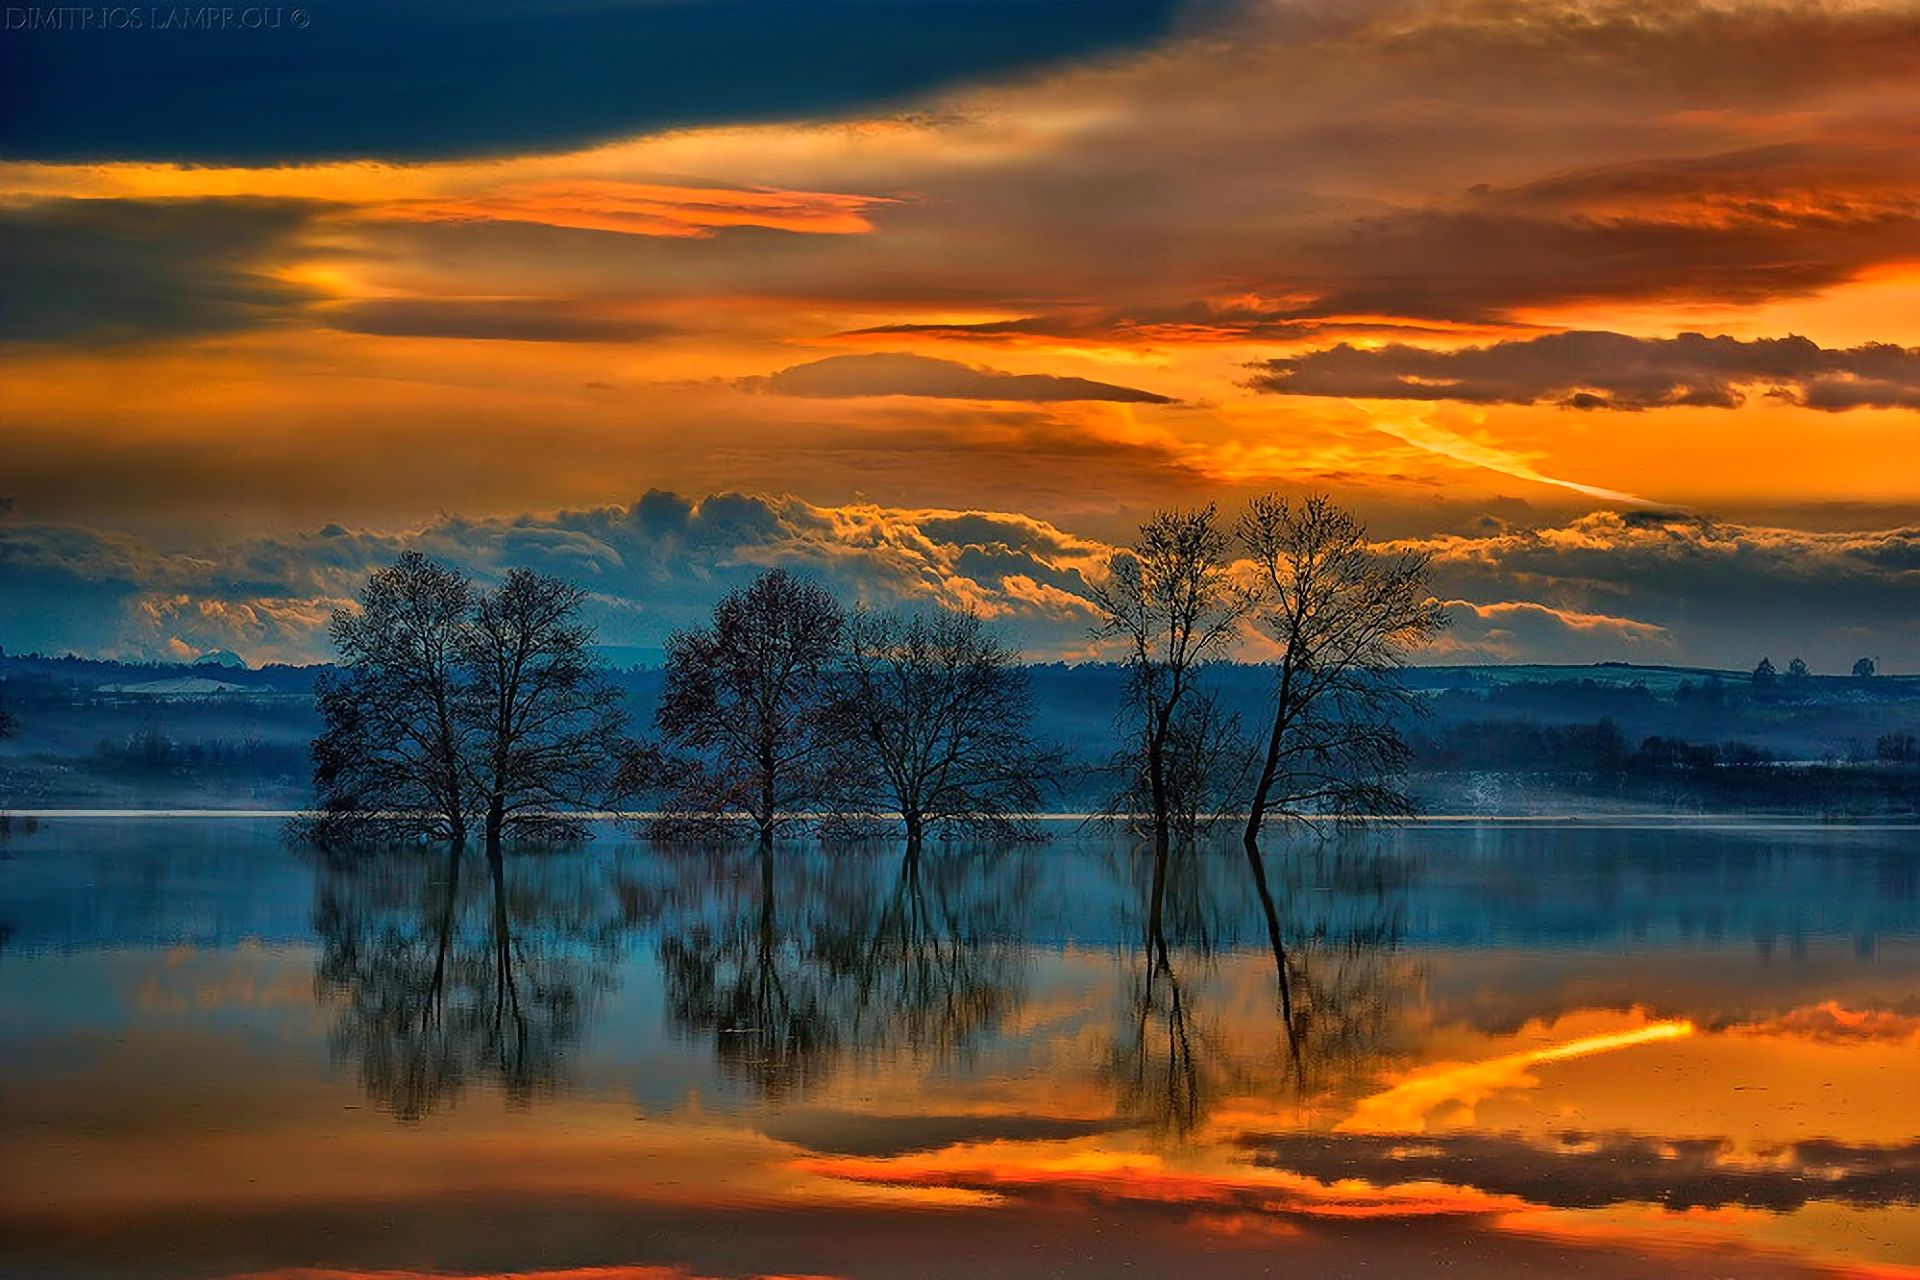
{"left": 3, "top": 818, "right": 1918, "bottom": 1278}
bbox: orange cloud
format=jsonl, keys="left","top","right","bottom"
{"left": 376, "top": 180, "right": 890, "bottom": 239}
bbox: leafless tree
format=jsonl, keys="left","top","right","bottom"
{"left": 310, "top": 552, "right": 475, "bottom": 848}
{"left": 827, "top": 607, "right": 1061, "bottom": 848}
{"left": 459, "top": 569, "right": 627, "bottom": 860}
{"left": 1235, "top": 494, "right": 1446, "bottom": 849}
{"left": 653, "top": 568, "right": 843, "bottom": 844}
{"left": 1090, "top": 505, "right": 1252, "bottom": 854}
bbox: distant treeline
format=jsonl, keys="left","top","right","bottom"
{"left": 1412, "top": 717, "right": 1920, "bottom": 814}
{"left": 88, "top": 729, "right": 308, "bottom": 780}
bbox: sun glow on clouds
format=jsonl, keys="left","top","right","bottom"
{"left": 378, "top": 180, "right": 891, "bottom": 239}
{"left": 1360, "top": 407, "right": 1651, "bottom": 505}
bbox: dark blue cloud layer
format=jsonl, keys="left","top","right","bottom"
{"left": 0, "top": 0, "right": 1184, "bottom": 163}
{"left": 1, "top": 495, "right": 1915, "bottom": 671}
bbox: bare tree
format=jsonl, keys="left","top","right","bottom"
{"left": 654, "top": 568, "right": 843, "bottom": 844}
{"left": 827, "top": 607, "right": 1060, "bottom": 848}
{"left": 459, "top": 569, "right": 627, "bottom": 861}
{"left": 1091, "top": 505, "right": 1251, "bottom": 853}
{"left": 1235, "top": 494, "right": 1446, "bottom": 848}
{"left": 311, "top": 552, "right": 475, "bottom": 848}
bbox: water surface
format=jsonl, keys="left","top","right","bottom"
{"left": 3, "top": 819, "right": 1918, "bottom": 1279}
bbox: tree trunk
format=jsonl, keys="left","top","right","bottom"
{"left": 484, "top": 795, "right": 505, "bottom": 864}
{"left": 1147, "top": 714, "right": 1171, "bottom": 847}
{"left": 758, "top": 752, "right": 777, "bottom": 848}
{"left": 1244, "top": 656, "right": 1299, "bottom": 851}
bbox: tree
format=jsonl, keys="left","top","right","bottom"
{"left": 1877, "top": 731, "right": 1919, "bottom": 764}
{"left": 311, "top": 556, "right": 622, "bottom": 854}
{"left": 654, "top": 569, "right": 844, "bottom": 844}
{"left": 1235, "top": 494, "right": 1447, "bottom": 848}
{"left": 1853, "top": 657, "right": 1877, "bottom": 680}
{"left": 0, "top": 693, "right": 15, "bottom": 741}
{"left": 1090, "top": 506, "right": 1251, "bottom": 854}
{"left": 460, "top": 569, "right": 627, "bottom": 861}
{"left": 1751, "top": 657, "right": 1778, "bottom": 693}
{"left": 311, "top": 552, "right": 475, "bottom": 848}
{"left": 827, "top": 607, "right": 1060, "bottom": 848}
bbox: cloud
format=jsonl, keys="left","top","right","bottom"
{"left": 1253, "top": 331, "right": 1920, "bottom": 411}
{"left": 1432, "top": 600, "right": 1673, "bottom": 664}
{"left": 376, "top": 179, "right": 892, "bottom": 239}
{"left": 0, "top": 0, "right": 1184, "bottom": 163}
{"left": 1, "top": 498, "right": 1914, "bottom": 670}
{"left": 746, "top": 353, "right": 1175, "bottom": 403}
{"left": 323, "top": 299, "right": 674, "bottom": 344}
{"left": 0, "top": 492, "right": 1116, "bottom": 664}
{"left": 0, "top": 197, "right": 326, "bottom": 344}
{"left": 1363, "top": 412, "right": 1646, "bottom": 503}
{"left": 1395, "top": 509, "right": 1920, "bottom": 671}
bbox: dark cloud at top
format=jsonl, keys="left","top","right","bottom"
{"left": 1252, "top": 331, "right": 1920, "bottom": 412}
{"left": 0, "top": 197, "right": 326, "bottom": 344}
{"left": 0, "top": 0, "right": 1182, "bottom": 163}
{"left": 747, "top": 352, "right": 1175, "bottom": 403}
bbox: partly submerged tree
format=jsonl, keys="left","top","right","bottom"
{"left": 311, "top": 552, "right": 475, "bottom": 848}
{"left": 653, "top": 569, "right": 843, "bottom": 843}
{"left": 461, "top": 569, "right": 627, "bottom": 860}
{"left": 826, "top": 607, "right": 1061, "bottom": 847}
{"left": 1235, "top": 494, "right": 1446, "bottom": 847}
{"left": 1091, "top": 505, "right": 1251, "bottom": 852}
{"left": 310, "top": 556, "right": 622, "bottom": 853}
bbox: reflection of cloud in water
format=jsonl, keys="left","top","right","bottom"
{"left": 1336, "top": 1019, "right": 1695, "bottom": 1134}
{"left": 1247, "top": 1130, "right": 1920, "bottom": 1214}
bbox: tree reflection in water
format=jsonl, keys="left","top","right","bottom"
{"left": 1111, "top": 838, "right": 1416, "bottom": 1135}
{"left": 309, "top": 833, "right": 1413, "bottom": 1134}
{"left": 312, "top": 845, "right": 626, "bottom": 1122}
{"left": 658, "top": 842, "right": 1035, "bottom": 1098}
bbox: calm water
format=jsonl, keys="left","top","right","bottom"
{"left": 3, "top": 818, "right": 1918, "bottom": 1279}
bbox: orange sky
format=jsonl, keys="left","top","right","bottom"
{"left": 2, "top": 0, "right": 1917, "bottom": 665}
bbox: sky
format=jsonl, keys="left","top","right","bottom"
{"left": 1, "top": 0, "right": 1917, "bottom": 668}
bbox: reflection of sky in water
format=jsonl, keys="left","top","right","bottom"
{"left": 1, "top": 819, "right": 1917, "bottom": 1279}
